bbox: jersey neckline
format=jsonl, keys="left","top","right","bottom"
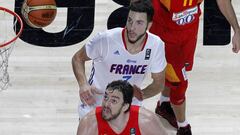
{"left": 121, "top": 28, "right": 148, "bottom": 52}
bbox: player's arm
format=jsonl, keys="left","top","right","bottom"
{"left": 142, "top": 70, "right": 165, "bottom": 99}
{"left": 77, "top": 110, "right": 98, "bottom": 135}
{"left": 72, "top": 46, "right": 96, "bottom": 105}
{"left": 138, "top": 107, "right": 168, "bottom": 135}
{"left": 72, "top": 32, "right": 105, "bottom": 105}
{"left": 72, "top": 46, "right": 91, "bottom": 88}
{"left": 140, "top": 36, "right": 166, "bottom": 99}
{"left": 216, "top": 0, "right": 240, "bottom": 53}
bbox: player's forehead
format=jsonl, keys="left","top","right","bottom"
{"left": 128, "top": 10, "right": 147, "bottom": 21}
{"left": 105, "top": 88, "right": 123, "bottom": 99}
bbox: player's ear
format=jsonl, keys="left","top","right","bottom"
{"left": 147, "top": 22, "right": 152, "bottom": 30}
{"left": 122, "top": 103, "right": 130, "bottom": 112}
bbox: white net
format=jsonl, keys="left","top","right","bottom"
{"left": 0, "top": 7, "right": 23, "bottom": 91}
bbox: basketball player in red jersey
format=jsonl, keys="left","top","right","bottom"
{"left": 148, "top": 0, "right": 240, "bottom": 134}
{"left": 77, "top": 80, "right": 168, "bottom": 135}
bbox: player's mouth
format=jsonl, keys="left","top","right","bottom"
{"left": 127, "top": 29, "right": 136, "bottom": 37}
{"left": 128, "top": 32, "right": 137, "bottom": 39}
{"left": 103, "top": 107, "right": 111, "bottom": 114}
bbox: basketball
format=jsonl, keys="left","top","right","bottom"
{"left": 21, "top": 0, "right": 57, "bottom": 28}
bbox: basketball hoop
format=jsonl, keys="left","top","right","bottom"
{"left": 0, "top": 6, "right": 23, "bottom": 91}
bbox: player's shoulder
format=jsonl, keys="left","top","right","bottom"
{"left": 147, "top": 31, "right": 164, "bottom": 45}
{"left": 138, "top": 108, "right": 168, "bottom": 135}
{"left": 95, "top": 27, "right": 122, "bottom": 40}
{"left": 105, "top": 27, "right": 123, "bottom": 37}
{"left": 80, "top": 108, "right": 97, "bottom": 124}
{"left": 138, "top": 107, "right": 155, "bottom": 119}
{"left": 78, "top": 108, "right": 98, "bottom": 135}
{"left": 138, "top": 107, "right": 162, "bottom": 127}
{"left": 106, "top": 27, "right": 123, "bottom": 33}
{"left": 91, "top": 27, "right": 122, "bottom": 41}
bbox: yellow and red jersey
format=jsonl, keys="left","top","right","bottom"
{"left": 152, "top": 0, "right": 203, "bottom": 30}
{"left": 159, "top": 0, "right": 203, "bottom": 11}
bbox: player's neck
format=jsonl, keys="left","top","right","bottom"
{"left": 124, "top": 31, "right": 146, "bottom": 54}
{"left": 108, "top": 111, "right": 130, "bottom": 134}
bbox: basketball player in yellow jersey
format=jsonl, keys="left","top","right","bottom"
{"left": 148, "top": 0, "right": 240, "bottom": 134}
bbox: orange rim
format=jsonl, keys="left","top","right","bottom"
{"left": 0, "top": 6, "right": 23, "bottom": 48}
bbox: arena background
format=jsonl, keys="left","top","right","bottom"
{"left": 0, "top": 0, "right": 240, "bottom": 135}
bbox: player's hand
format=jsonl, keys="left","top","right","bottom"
{"left": 79, "top": 84, "right": 103, "bottom": 106}
{"left": 133, "top": 85, "right": 143, "bottom": 101}
{"left": 232, "top": 29, "right": 240, "bottom": 53}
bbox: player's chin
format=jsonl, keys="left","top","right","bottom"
{"left": 102, "top": 109, "right": 111, "bottom": 118}
{"left": 102, "top": 114, "right": 112, "bottom": 121}
{"left": 128, "top": 38, "right": 137, "bottom": 44}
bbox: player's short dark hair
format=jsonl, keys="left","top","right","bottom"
{"left": 106, "top": 80, "right": 134, "bottom": 112}
{"left": 129, "top": 0, "right": 154, "bottom": 22}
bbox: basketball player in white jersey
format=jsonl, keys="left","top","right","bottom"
{"left": 72, "top": 0, "right": 167, "bottom": 118}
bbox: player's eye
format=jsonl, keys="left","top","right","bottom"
{"left": 127, "top": 18, "right": 133, "bottom": 24}
{"left": 103, "top": 95, "right": 109, "bottom": 101}
{"left": 137, "top": 20, "right": 144, "bottom": 25}
{"left": 111, "top": 99, "right": 118, "bottom": 104}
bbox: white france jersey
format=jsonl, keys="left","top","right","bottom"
{"left": 85, "top": 27, "right": 166, "bottom": 103}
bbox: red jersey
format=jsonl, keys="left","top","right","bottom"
{"left": 96, "top": 105, "right": 141, "bottom": 135}
{"left": 152, "top": 0, "right": 203, "bottom": 30}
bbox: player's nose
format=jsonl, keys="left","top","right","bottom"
{"left": 129, "top": 22, "right": 137, "bottom": 31}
